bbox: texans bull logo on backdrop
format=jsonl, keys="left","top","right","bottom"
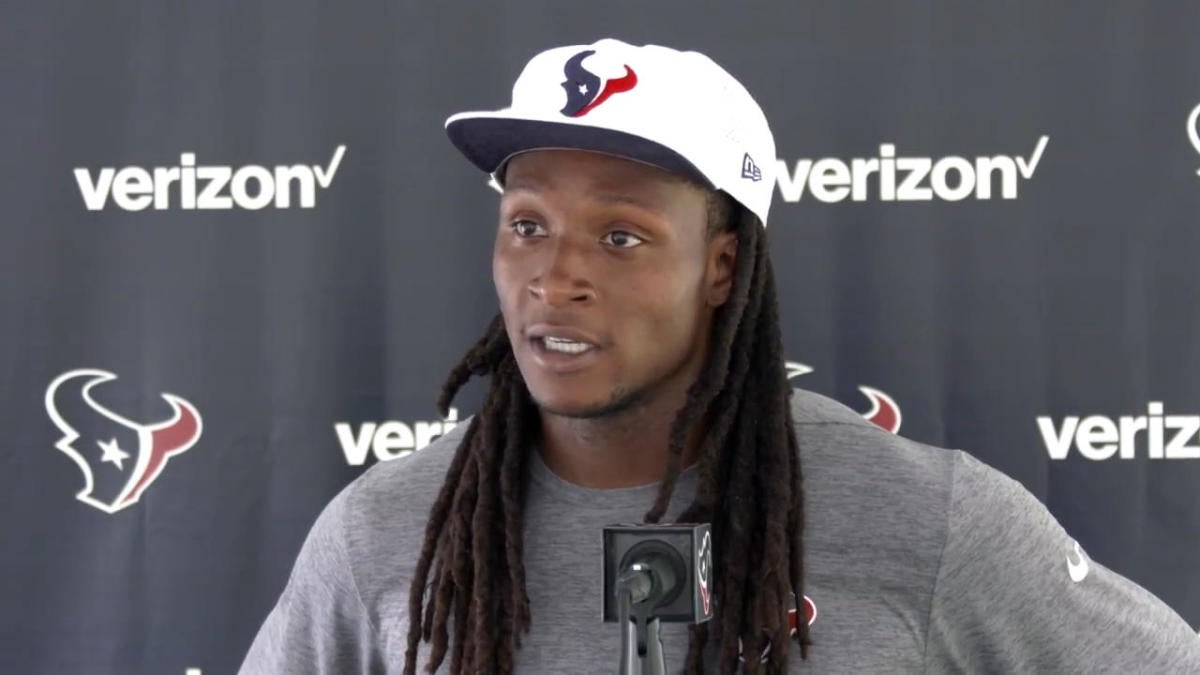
{"left": 560, "top": 49, "right": 638, "bottom": 117}
{"left": 45, "top": 369, "right": 202, "bottom": 514}
{"left": 786, "top": 361, "right": 902, "bottom": 433}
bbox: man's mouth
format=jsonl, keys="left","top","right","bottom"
{"left": 525, "top": 324, "right": 603, "bottom": 373}
{"left": 527, "top": 331, "right": 602, "bottom": 374}
{"left": 537, "top": 336, "right": 596, "bottom": 354}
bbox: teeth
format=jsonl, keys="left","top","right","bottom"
{"left": 542, "top": 336, "right": 593, "bottom": 354}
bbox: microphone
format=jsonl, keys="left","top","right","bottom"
{"left": 602, "top": 524, "right": 714, "bottom": 675}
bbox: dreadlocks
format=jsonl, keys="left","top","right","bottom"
{"left": 403, "top": 191, "right": 809, "bottom": 675}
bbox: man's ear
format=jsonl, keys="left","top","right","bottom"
{"left": 706, "top": 230, "right": 738, "bottom": 306}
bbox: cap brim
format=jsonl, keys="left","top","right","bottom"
{"left": 445, "top": 111, "right": 712, "bottom": 187}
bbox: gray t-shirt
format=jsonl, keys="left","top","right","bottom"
{"left": 239, "top": 389, "right": 1200, "bottom": 673}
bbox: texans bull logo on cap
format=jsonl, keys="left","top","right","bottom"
{"left": 559, "top": 49, "right": 638, "bottom": 117}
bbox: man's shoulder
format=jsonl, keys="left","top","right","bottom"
{"left": 789, "top": 387, "right": 960, "bottom": 490}
{"left": 332, "top": 418, "right": 470, "bottom": 564}
{"left": 789, "top": 388, "right": 1032, "bottom": 512}
{"left": 350, "top": 418, "right": 469, "bottom": 501}
{"left": 789, "top": 387, "right": 1010, "bottom": 561}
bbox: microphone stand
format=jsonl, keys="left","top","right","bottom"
{"left": 617, "top": 565, "right": 667, "bottom": 675}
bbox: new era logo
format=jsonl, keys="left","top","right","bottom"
{"left": 741, "top": 153, "right": 762, "bottom": 182}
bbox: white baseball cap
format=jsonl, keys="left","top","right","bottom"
{"left": 445, "top": 38, "right": 778, "bottom": 226}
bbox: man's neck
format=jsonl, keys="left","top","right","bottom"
{"left": 537, "top": 401, "right": 703, "bottom": 489}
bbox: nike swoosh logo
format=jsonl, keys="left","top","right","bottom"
{"left": 1066, "top": 539, "right": 1090, "bottom": 583}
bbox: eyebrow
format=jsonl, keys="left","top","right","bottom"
{"left": 502, "top": 178, "right": 666, "bottom": 216}
{"left": 592, "top": 191, "right": 665, "bottom": 215}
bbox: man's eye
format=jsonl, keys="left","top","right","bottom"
{"left": 602, "top": 230, "right": 644, "bottom": 248}
{"left": 510, "top": 220, "right": 545, "bottom": 237}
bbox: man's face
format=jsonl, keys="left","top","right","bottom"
{"left": 493, "top": 149, "right": 736, "bottom": 419}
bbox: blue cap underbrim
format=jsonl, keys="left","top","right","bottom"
{"left": 445, "top": 115, "right": 713, "bottom": 188}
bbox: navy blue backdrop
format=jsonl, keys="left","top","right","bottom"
{"left": 2, "top": 2, "right": 1198, "bottom": 673}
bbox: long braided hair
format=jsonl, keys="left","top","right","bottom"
{"left": 403, "top": 191, "right": 810, "bottom": 675}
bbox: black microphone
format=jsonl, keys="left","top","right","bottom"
{"left": 602, "top": 524, "right": 714, "bottom": 675}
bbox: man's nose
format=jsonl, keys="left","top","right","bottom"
{"left": 527, "top": 237, "right": 596, "bottom": 307}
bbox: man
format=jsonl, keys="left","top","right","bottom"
{"left": 240, "top": 39, "right": 1199, "bottom": 674}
